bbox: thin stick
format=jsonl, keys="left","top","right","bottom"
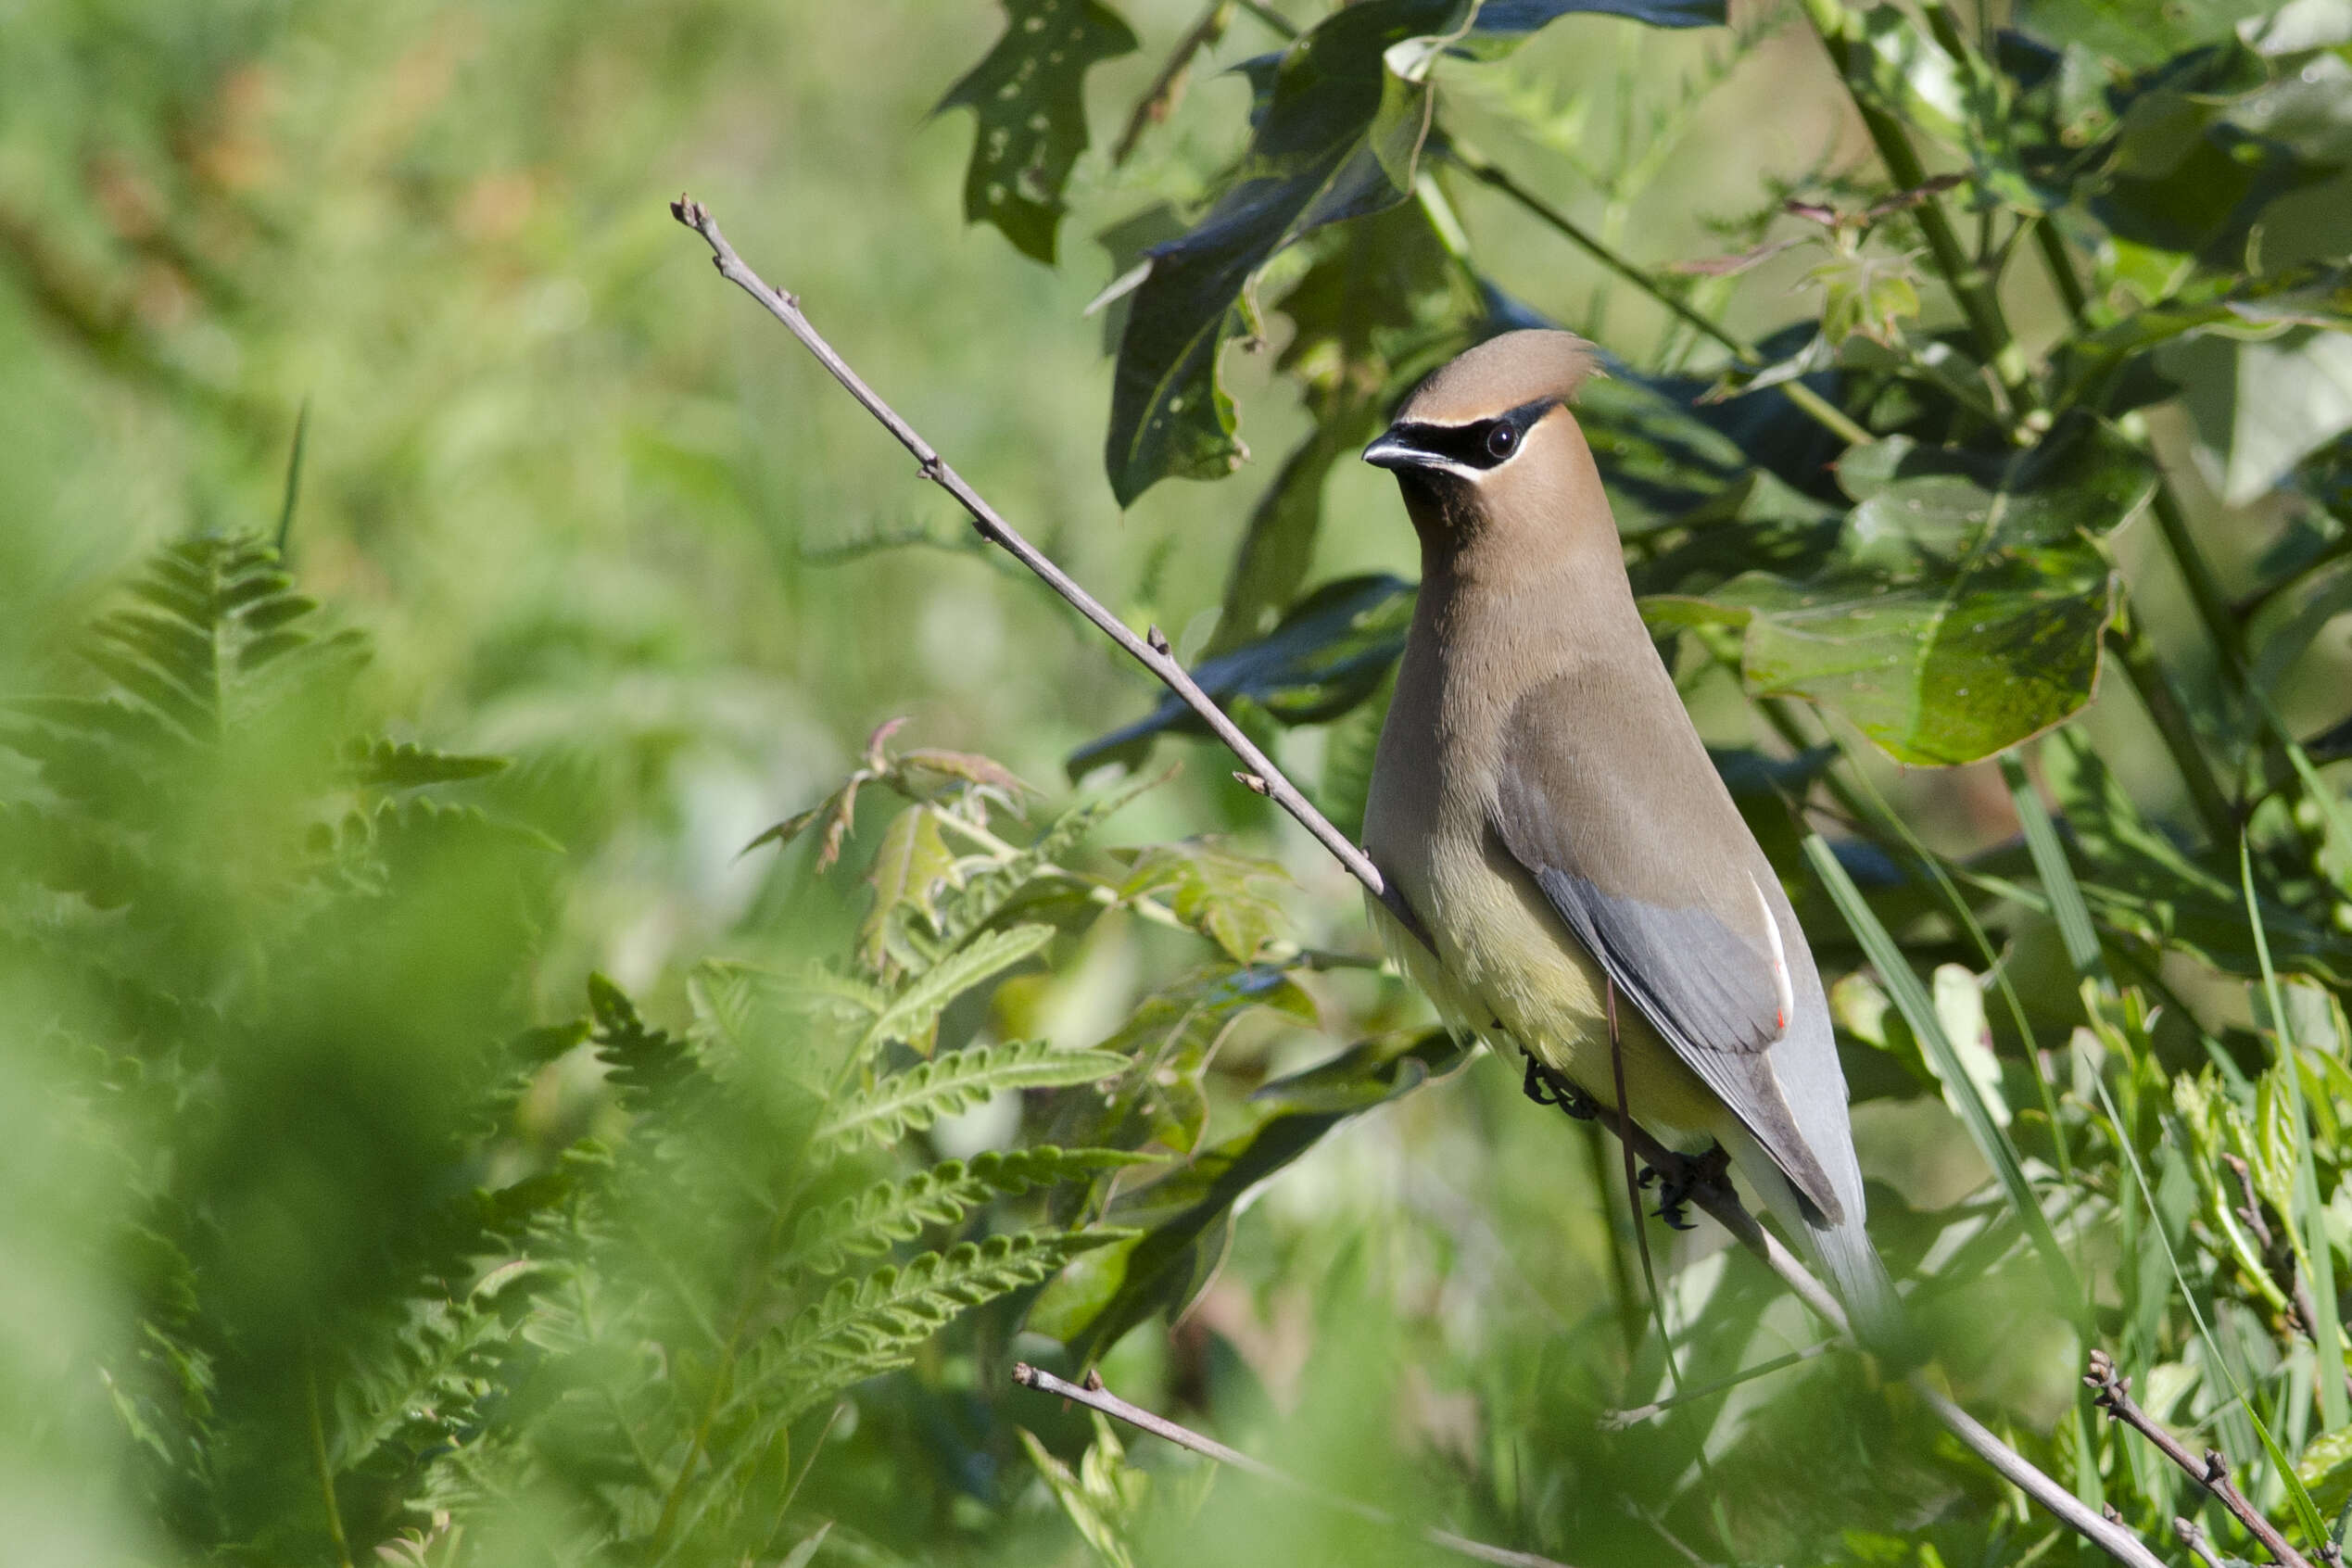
{"left": 2086, "top": 1349, "right": 2316, "bottom": 1568}
{"left": 1606, "top": 978, "right": 1684, "bottom": 1393}
{"left": 1012, "top": 1363, "right": 1578, "bottom": 1568}
{"left": 669, "top": 196, "right": 1429, "bottom": 952}
{"left": 670, "top": 196, "right": 2164, "bottom": 1568}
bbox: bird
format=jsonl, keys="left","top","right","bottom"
{"left": 1357, "top": 328, "right": 1900, "bottom": 1347}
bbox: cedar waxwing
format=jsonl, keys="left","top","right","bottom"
{"left": 1359, "top": 329, "right": 1899, "bottom": 1345}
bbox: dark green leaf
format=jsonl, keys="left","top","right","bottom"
{"left": 1032, "top": 1031, "right": 1460, "bottom": 1359}
{"left": 348, "top": 738, "right": 509, "bottom": 790}
{"left": 937, "top": 0, "right": 1139, "bottom": 263}
{"left": 1068, "top": 574, "right": 1414, "bottom": 777}
{"left": 1103, "top": 0, "right": 1463, "bottom": 504}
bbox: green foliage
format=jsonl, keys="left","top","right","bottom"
{"left": 12, "top": 0, "right": 2352, "bottom": 1565}
{"left": 939, "top": 0, "right": 1140, "bottom": 263}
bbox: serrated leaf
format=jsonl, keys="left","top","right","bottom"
{"left": 1113, "top": 841, "right": 1292, "bottom": 963}
{"left": 1104, "top": 0, "right": 1459, "bottom": 505}
{"left": 587, "top": 972, "right": 700, "bottom": 1107}
{"left": 816, "top": 1040, "right": 1128, "bottom": 1155}
{"left": 937, "top": 0, "right": 1139, "bottom": 263}
{"left": 1034, "top": 1031, "right": 1458, "bottom": 1357}
{"left": 1643, "top": 415, "right": 2154, "bottom": 765}
{"left": 764, "top": 1230, "right": 1129, "bottom": 1420}
{"left": 863, "top": 922, "right": 1055, "bottom": 1054}
{"left": 1047, "top": 964, "right": 1316, "bottom": 1158}
{"left": 348, "top": 737, "right": 509, "bottom": 790}
{"left": 780, "top": 1147, "right": 1150, "bottom": 1276}
{"left": 860, "top": 803, "right": 962, "bottom": 975}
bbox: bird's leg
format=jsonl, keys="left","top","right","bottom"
{"left": 1638, "top": 1143, "right": 1733, "bottom": 1232}
{"left": 1519, "top": 1047, "right": 1600, "bottom": 1120}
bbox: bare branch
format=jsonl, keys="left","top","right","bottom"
{"left": 669, "top": 195, "right": 2166, "bottom": 1568}
{"left": 2086, "top": 1348, "right": 2315, "bottom": 1568}
{"left": 668, "top": 196, "right": 1430, "bottom": 952}
{"left": 1012, "top": 1362, "right": 1577, "bottom": 1568}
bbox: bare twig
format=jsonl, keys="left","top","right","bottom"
{"left": 2086, "top": 1348, "right": 2316, "bottom": 1568}
{"left": 670, "top": 196, "right": 2164, "bottom": 1568}
{"left": 1012, "top": 1362, "right": 1577, "bottom": 1568}
{"left": 1112, "top": 0, "right": 1234, "bottom": 166}
{"left": 670, "top": 196, "right": 1429, "bottom": 952}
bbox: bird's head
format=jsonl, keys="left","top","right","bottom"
{"left": 1361, "top": 329, "right": 1608, "bottom": 557}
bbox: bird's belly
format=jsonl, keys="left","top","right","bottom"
{"left": 1409, "top": 832, "right": 1725, "bottom": 1145}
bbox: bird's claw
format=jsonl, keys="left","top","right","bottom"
{"left": 1638, "top": 1144, "right": 1731, "bottom": 1231}
{"left": 1521, "top": 1052, "right": 1600, "bottom": 1120}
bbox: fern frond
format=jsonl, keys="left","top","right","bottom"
{"left": 348, "top": 738, "right": 509, "bottom": 790}
{"left": 327, "top": 1296, "right": 507, "bottom": 1483}
{"left": 815, "top": 1041, "right": 1126, "bottom": 1157}
{"left": 779, "top": 1147, "right": 1149, "bottom": 1276}
{"left": 588, "top": 973, "right": 699, "bottom": 1107}
{"left": 757, "top": 1230, "right": 1129, "bottom": 1421}
{"left": 923, "top": 770, "right": 1169, "bottom": 955}
{"left": 860, "top": 922, "right": 1054, "bottom": 1054}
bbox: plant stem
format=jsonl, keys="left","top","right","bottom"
{"left": 2034, "top": 214, "right": 2093, "bottom": 323}
{"left": 1013, "top": 1364, "right": 1577, "bottom": 1568}
{"left": 1448, "top": 146, "right": 1876, "bottom": 448}
{"left": 2104, "top": 619, "right": 2239, "bottom": 846}
{"left": 670, "top": 197, "right": 1431, "bottom": 953}
{"left": 1795, "top": 0, "right": 2038, "bottom": 415}
{"left": 675, "top": 197, "right": 2169, "bottom": 1568}
{"left": 303, "top": 1345, "right": 355, "bottom": 1568}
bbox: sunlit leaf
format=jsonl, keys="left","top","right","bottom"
{"left": 1643, "top": 416, "right": 2154, "bottom": 765}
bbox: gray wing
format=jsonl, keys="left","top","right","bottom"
{"left": 1492, "top": 669, "right": 1843, "bottom": 1222}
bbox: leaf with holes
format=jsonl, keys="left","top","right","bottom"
{"left": 938, "top": 0, "right": 1138, "bottom": 263}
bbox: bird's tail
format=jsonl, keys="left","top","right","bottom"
{"left": 1806, "top": 1210, "right": 1908, "bottom": 1358}
{"left": 1727, "top": 1128, "right": 1912, "bottom": 1359}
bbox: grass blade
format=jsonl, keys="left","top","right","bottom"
{"left": 1803, "top": 833, "right": 2086, "bottom": 1325}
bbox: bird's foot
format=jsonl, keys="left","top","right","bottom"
{"left": 1638, "top": 1144, "right": 1732, "bottom": 1232}
{"left": 1521, "top": 1052, "right": 1600, "bottom": 1121}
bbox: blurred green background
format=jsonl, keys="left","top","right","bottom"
{"left": 8, "top": 0, "right": 2352, "bottom": 1564}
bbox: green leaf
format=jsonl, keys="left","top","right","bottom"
{"left": 860, "top": 803, "right": 963, "bottom": 976}
{"left": 1033, "top": 1031, "right": 1459, "bottom": 1359}
{"left": 1068, "top": 574, "right": 1415, "bottom": 778}
{"left": 863, "top": 922, "right": 1056, "bottom": 1055}
{"left": 1048, "top": 964, "right": 1317, "bottom": 1158}
{"left": 2042, "top": 729, "right": 2352, "bottom": 986}
{"left": 2175, "top": 324, "right": 2352, "bottom": 504}
{"left": 1018, "top": 1423, "right": 1144, "bottom": 1568}
{"left": 588, "top": 973, "right": 701, "bottom": 1109}
{"left": 1112, "top": 840, "right": 1292, "bottom": 964}
{"left": 816, "top": 1039, "right": 1128, "bottom": 1155}
{"left": 1643, "top": 416, "right": 2154, "bottom": 765}
{"left": 762, "top": 1230, "right": 1129, "bottom": 1421}
{"left": 1103, "top": 0, "right": 1463, "bottom": 505}
{"left": 780, "top": 1147, "right": 1151, "bottom": 1277}
{"left": 347, "top": 737, "right": 509, "bottom": 790}
{"left": 936, "top": 0, "right": 1139, "bottom": 264}
{"left": 1805, "top": 834, "right": 2088, "bottom": 1324}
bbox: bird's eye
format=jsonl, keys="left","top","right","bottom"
{"left": 1484, "top": 424, "right": 1518, "bottom": 460}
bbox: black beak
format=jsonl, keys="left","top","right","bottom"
{"left": 1361, "top": 429, "right": 1423, "bottom": 471}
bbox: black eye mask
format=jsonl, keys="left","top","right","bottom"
{"left": 1385, "top": 395, "right": 1561, "bottom": 473}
